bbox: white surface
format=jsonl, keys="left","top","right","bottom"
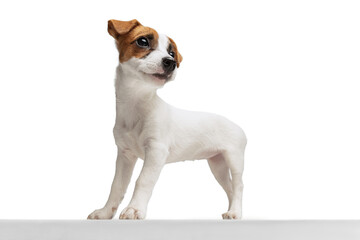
{"left": 0, "top": 0, "right": 360, "bottom": 220}
{"left": 0, "top": 220, "right": 359, "bottom": 240}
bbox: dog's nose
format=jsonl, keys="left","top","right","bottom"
{"left": 162, "top": 57, "right": 176, "bottom": 73}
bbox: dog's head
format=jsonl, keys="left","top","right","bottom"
{"left": 108, "top": 19, "right": 182, "bottom": 87}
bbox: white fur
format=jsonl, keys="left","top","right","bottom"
{"left": 88, "top": 34, "right": 246, "bottom": 220}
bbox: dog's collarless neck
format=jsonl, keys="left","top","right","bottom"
{"left": 115, "top": 65, "right": 158, "bottom": 103}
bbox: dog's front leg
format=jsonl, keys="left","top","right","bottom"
{"left": 88, "top": 147, "right": 137, "bottom": 219}
{"left": 120, "top": 141, "right": 168, "bottom": 220}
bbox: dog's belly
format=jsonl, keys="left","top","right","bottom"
{"left": 166, "top": 133, "right": 225, "bottom": 163}
{"left": 167, "top": 148, "right": 221, "bottom": 163}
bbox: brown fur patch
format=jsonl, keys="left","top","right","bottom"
{"left": 108, "top": 19, "right": 159, "bottom": 63}
{"left": 168, "top": 37, "right": 183, "bottom": 68}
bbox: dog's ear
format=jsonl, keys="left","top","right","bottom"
{"left": 108, "top": 19, "right": 141, "bottom": 39}
{"left": 168, "top": 37, "right": 183, "bottom": 68}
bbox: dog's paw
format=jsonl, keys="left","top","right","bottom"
{"left": 222, "top": 210, "right": 242, "bottom": 220}
{"left": 87, "top": 207, "right": 117, "bottom": 220}
{"left": 119, "top": 207, "right": 144, "bottom": 220}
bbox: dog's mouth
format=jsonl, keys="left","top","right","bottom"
{"left": 149, "top": 72, "right": 172, "bottom": 83}
{"left": 152, "top": 73, "right": 170, "bottom": 80}
{"left": 141, "top": 70, "right": 173, "bottom": 85}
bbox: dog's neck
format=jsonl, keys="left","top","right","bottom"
{"left": 114, "top": 64, "right": 164, "bottom": 126}
{"left": 115, "top": 64, "right": 159, "bottom": 104}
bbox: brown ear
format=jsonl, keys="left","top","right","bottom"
{"left": 108, "top": 19, "right": 141, "bottom": 39}
{"left": 168, "top": 37, "right": 183, "bottom": 68}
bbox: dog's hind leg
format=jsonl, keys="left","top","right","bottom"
{"left": 207, "top": 154, "right": 233, "bottom": 210}
{"left": 88, "top": 147, "right": 137, "bottom": 219}
{"left": 220, "top": 148, "right": 245, "bottom": 220}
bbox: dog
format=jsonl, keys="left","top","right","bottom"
{"left": 87, "top": 19, "right": 247, "bottom": 220}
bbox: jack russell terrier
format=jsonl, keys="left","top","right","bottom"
{"left": 88, "top": 19, "right": 247, "bottom": 220}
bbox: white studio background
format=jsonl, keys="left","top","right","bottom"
{"left": 0, "top": 0, "right": 359, "bottom": 220}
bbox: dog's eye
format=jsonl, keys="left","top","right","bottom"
{"left": 136, "top": 37, "right": 150, "bottom": 48}
{"left": 169, "top": 51, "right": 175, "bottom": 58}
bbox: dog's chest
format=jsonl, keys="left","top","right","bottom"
{"left": 114, "top": 104, "right": 148, "bottom": 159}
{"left": 114, "top": 123, "right": 145, "bottom": 159}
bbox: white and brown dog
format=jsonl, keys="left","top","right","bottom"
{"left": 88, "top": 19, "right": 247, "bottom": 220}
